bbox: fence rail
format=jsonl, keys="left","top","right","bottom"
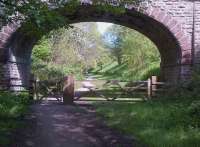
{"left": 13, "top": 75, "right": 166, "bottom": 102}
{"left": 75, "top": 76, "right": 166, "bottom": 100}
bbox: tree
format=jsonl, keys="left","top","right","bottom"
{"left": 31, "top": 22, "right": 110, "bottom": 80}
{"left": 101, "top": 24, "right": 160, "bottom": 80}
{"left": 103, "top": 25, "right": 128, "bottom": 65}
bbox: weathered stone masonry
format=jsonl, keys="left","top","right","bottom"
{"left": 0, "top": 0, "right": 199, "bottom": 91}
{"left": 194, "top": 1, "right": 200, "bottom": 67}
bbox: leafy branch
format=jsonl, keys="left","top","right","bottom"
{"left": 0, "top": 0, "right": 145, "bottom": 38}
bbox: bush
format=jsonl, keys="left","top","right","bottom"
{"left": 187, "top": 100, "right": 200, "bottom": 127}
{"left": 162, "top": 70, "right": 200, "bottom": 99}
{"left": 0, "top": 92, "right": 30, "bottom": 118}
{"left": 0, "top": 92, "right": 30, "bottom": 146}
{"left": 141, "top": 65, "right": 160, "bottom": 80}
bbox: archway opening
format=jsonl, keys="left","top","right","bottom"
{"left": 30, "top": 22, "right": 162, "bottom": 101}
{"left": 31, "top": 22, "right": 161, "bottom": 82}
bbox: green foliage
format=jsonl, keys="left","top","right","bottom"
{"left": 163, "top": 70, "right": 200, "bottom": 99}
{"left": 0, "top": 92, "right": 30, "bottom": 146}
{"left": 140, "top": 64, "right": 160, "bottom": 80}
{"left": 0, "top": 0, "right": 70, "bottom": 37}
{"left": 32, "top": 62, "right": 66, "bottom": 80}
{"left": 95, "top": 98, "right": 200, "bottom": 147}
{"left": 0, "top": 92, "right": 29, "bottom": 118}
{"left": 0, "top": 0, "right": 144, "bottom": 38}
{"left": 91, "top": 61, "right": 159, "bottom": 81}
{"left": 59, "top": 0, "right": 80, "bottom": 15}
{"left": 187, "top": 100, "right": 200, "bottom": 128}
{"left": 94, "top": 4, "right": 126, "bottom": 15}
{"left": 93, "top": 25, "right": 160, "bottom": 81}
{"left": 186, "top": 71, "right": 200, "bottom": 97}
{"left": 32, "top": 21, "right": 160, "bottom": 81}
{"left": 31, "top": 23, "right": 110, "bottom": 81}
{"left": 32, "top": 22, "right": 161, "bottom": 82}
{"left": 32, "top": 37, "right": 52, "bottom": 62}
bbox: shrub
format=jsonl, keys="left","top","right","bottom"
{"left": 0, "top": 92, "right": 30, "bottom": 146}
{"left": 187, "top": 100, "right": 200, "bottom": 127}
{"left": 0, "top": 92, "right": 30, "bottom": 118}
{"left": 162, "top": 70, "right": 200, "bottom": 99}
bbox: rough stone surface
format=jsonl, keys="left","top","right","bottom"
{"left": 0, "top": 0, "right": 199, "bottom": 90}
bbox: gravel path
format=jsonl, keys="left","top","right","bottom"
{"left": 14, "top": 99, "right": 138, "bottom": 147}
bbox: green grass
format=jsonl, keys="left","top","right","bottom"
{"left": 94, "top": 98, "right": 200, "bottom": 147}
{"left": 90, "top": 61, "right": 160, "bottom": 81}
{"left": 87, "top": 62, "right": 200, "bottom": 146}
{"left": 0, "top": 92, "right": 30, "bottom": 147}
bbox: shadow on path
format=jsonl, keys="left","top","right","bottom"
{"left": 14, "top": 98, "right": 139, "bottom": 147}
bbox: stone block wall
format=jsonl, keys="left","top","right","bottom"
{"left": 194, "top": 1, "right": 200, "bottom": 66}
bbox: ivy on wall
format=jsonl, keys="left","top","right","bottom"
{"left": 0, "top": 0, "right": 145, "bottom": 38}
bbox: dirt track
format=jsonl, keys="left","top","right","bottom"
{"left": 14, "top": 99, "right": 138, "bottom": 147}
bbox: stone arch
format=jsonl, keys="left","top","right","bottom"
{"left": 0, "top": 2, "right": 193, "bottom": 90}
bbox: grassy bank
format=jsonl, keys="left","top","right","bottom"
{"left": 90, "top": 61, "right": 160, "bottom": 81}
{"left": 94, "top": 98, "right": 200, "bottom": 147}
{"left": 0, "top": 92, "right": 30, "bottom": 147}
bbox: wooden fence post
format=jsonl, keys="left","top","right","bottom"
{"left": 151, "top": 76, "right": 157, "bottom": 97}
{"left": 29, "top": 74, "right": 35, "bottom": 100}
{"left": 63, "top": 75, "right": 74, "bottom": 105}
{"left": 147, "top": 78, "right": 152, "bottom": 99}
{"left": 35, "top": 78, "right": 39, "bottom": 100}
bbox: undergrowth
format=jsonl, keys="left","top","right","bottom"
{"left": 0, "top": 92, "right": 30, "bottom": 147}
{"left": 94, "top": 97, "right": 200, "bottom": 147}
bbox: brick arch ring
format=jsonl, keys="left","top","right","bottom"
{"left": 143, "top": 6, "right": 192, "bottom": 82}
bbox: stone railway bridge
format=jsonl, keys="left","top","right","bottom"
{"left": 0, "top": 0, "right": 199, "bottom": 91}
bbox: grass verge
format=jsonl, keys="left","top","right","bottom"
{"left": 94, "top": 98, "right": 200, "bottom": 147}
{"left": 0, "top": 92, "right": 30, "bottom": 147}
